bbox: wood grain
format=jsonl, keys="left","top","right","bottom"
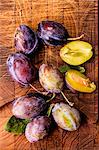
{"left": 0, "top": 0, "right": 98, "bottom": 149}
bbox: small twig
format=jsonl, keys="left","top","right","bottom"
{"left": 29, "top": 84, "right": 48, "bottom": 95}
{"left": 67, "top": 34, "right": 84, "bottom": 41}
{"left": 61, "top": 91, "right": 74, "bottom": 106}
{"left": 47, "top": 104, "right": 55, "bottom": 117}
{"left": 46, "top": 93, "right": 56, "bottom": 103}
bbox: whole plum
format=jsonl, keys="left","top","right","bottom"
{"left": 12, "top": 93, "right": 48, "bottom": 119}
{"left": 37, "top": 20, "right": 69, "bottom": 46}
{"left": 39, "top": 64, "right": 64, "bottom": 93}
{"left": 14, "top": 25, "right": 38, "bottom": 54}
{"left": 25, "top": 115, "right": 51, "bottom": 142}
{"left": 52, "top": 103, "right": 80, "bottom": 131}
{"left": 7, "top": 52, "right": 37, "bottom": 86}
{"left": 37, "top": 20, "right": 84, "bottom": 46}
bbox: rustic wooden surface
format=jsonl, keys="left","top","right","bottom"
{"left": 0, "top": 0, "right": 98, "bottom": 149}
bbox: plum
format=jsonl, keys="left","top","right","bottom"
{"left": 37, "top": 20, "right": 69, "bottom": 46}
{"left": 52, "top": 103, "right": 80, "bottom": 131}
{"left": 12, "top": 93, "right": 48, "bottom": 119}
{"left": 14, "top": 25, "right": 38, "bottom": 54}
{"left": 25, "top": 116, "right": 51, "bottom": 142}
{"left": 60, "top": 40, "right": 93, "bottom": 65}
{"left": 39, "top": 64, "right": 64, "bottom": 93}
{"left": 39, "top": 64, "right": 74, "bottom": 106}
{"left": 37, "top": 20, "right": 84, "bottom": 46}
{"left": 7, "top": 52, "right": 37, "bottom": 86}
{"left": 65, "top": 69, "right": 96, "bottom": 93}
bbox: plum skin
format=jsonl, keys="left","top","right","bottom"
{"left": 7, "top": 52, "right": 37, "bottom": 86}
{"left": 12, "top": 93, "right": 48, "bottom": 119}
{"left": 14, "top": 25, "right": 38, "bottom": 54}
{"left": 25, "top": 116, "right": 51, "bottom": 142}
{"left": 39, "top": 64, "right": 64, "bottom": 93}
{"left": 52, "top": 103, "right": 81, "bottom": 131}
{"left": 37, "top": 20, "right": 69, "bottom": 46}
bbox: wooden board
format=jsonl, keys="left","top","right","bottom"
{"left": 0, "top": 0, "right": 98, "bottom": 149}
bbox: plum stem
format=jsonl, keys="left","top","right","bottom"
{"left": 47, "top": 104, "right": 55, "bottom": 117}
{"left": 67, "top": 34, "right": 84, "bottom": 41}
{"left": 46, "top": 93, "right": 56, "bottom": 102}
{"left": 61, "top": 91, "right": 74, "bottom": 106}
{"left": 29, "top": 84, "right": 49, "bottom": 95}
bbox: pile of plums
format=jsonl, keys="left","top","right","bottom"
{"left": 6, "top": 20, "right": 96, "bottom": 143}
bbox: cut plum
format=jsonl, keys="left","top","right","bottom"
{"left": 65, "top": 69, "right": 96, "bottom": 93}
{"left": 60, "top": 41, "right": 93, "bottom": 65}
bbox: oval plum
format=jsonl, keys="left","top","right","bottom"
{"left": 52, "top": 103, "right": 80, "bottom": 131}
{"left": 14, "top": 25, "right": 38, "bottom": 54}
{"left": 25, "top": 116, "right": 51, "bottom": 142}
{"left": 37, "top": 20, "right": 69, "bottom": 46}
{"left": 7, "top": 52, "right": 37, "bottom": 86}
{"left": 12, "top": 93, "right": 48, "bottom": 119}
{"left": 39, "top": 64, "right": 64, "bottom": 93}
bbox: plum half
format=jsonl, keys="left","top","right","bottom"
{"left": 65, "top": 69, "right": 96, "bottom": 93}
{"left": 60, "top": 41, "right": 93, "bottom": 65}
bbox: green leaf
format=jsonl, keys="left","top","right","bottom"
{"left": 70, "top": 66, "right": 85, "bottom": 73}
{"left": 4, "top": 116, "right": 30, "bottom": 135}
{"left": 59, "top": 65, "right": 85, "bottom": 73}
{"left": 59, "top": 65, "right": 71, "bottom": 73}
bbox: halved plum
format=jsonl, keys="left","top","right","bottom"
{"left": 65, "top": 69, "right": 96, "bottom": 93}
{"left": 60, "top": 41, "right": 93, "bottom": 66}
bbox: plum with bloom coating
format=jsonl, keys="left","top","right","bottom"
{"left": 25, "top": 116, "right": 51, "bottom": 142}
{"left": 39, "top": 64, "right": 64, "bottom": 93}
{"left": 7, "top": 52, "right": 49, "bottom": 95}
{"left": 12, "top": 93, "right": 48, "bottom": 119}
{"left": 39, "top": 64, "right": 74, "bottom": 106}
{"left": 14, "top": 25, "right": 38, "bottom": 54}
{"left": 7, "top": 52, "right": 37, "bottom": 86}
{"left": 52, "top": 103, "right": 80, "bottom": 131}
{"left": 37, "top": 20, "right": 84, "bottom": 46}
